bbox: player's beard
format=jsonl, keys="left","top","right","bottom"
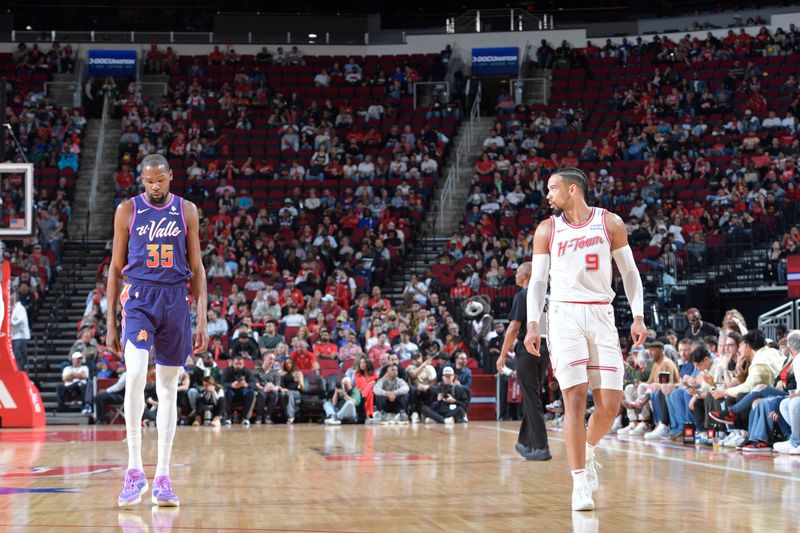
{"left": 552, "top": 206, "right": 563, "bottom": 217}
{"left": 147, "top": 192, "right": 168, "bottom": 205}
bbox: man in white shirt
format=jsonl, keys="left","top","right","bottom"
{"left": 357, "top": 155, "right": 376, "bottom": 180}
{"left": 314, "top": 68, "right": 331, "bottom": 87}
{"left": 420, "top": 154, "right": 438, "bottom": 176}
{"left": 281, "top": 303, "right": 307, "bottom": 328}
{"left": 762, "top": 110, "right": 782, "bottom": 129}
{"left": 57, "top": 352, "right": 90, "bottom": 412}
{"left": 11, "top": 291, "right": 30, "bottom": 371}
{"left": 483, "top": 130, "right": 505, "bottom": 151}
{"left": 207, "top": 309, "right": 229, "bottom": 338}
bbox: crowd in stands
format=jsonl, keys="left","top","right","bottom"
{"left": 3, "top": 43, "right": 86, "bottom": 374}
{"left": 610, "top": 308, "right": 800, "bottom": 456}
{"left": 416, "top": 24, "right": 800, "bottom": 324}
{"left": 16, "top": 25, "right": 800, "bottom": 444}
{"left": 56, "top": 45, "right": 484, "bottom": 425}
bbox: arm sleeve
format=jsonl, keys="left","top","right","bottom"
{"left": 611, "top": 245, "right": 644, "bottom": 318}
{"left": 373, "top": 379, "right": 385, "bottom": 396}
{"left": 526, "top": 254, "right": 550, "bottom": 324}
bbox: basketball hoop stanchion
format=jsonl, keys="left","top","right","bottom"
{"left": 0, "top": 260, "right": 45, "bottom": 427}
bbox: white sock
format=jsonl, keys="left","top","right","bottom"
{"left": 154, "top": 364, "right": 181, "bottom": 478}
{"left": 123, "top": 341, "right": 148, "bottom": 472}
{"left": 571, "top": 469, "right": 588, "bottom": 487}
{"left": 585, "top": 442, "right": 596, "bottom": 462}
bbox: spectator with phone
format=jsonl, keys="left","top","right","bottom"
{"left": 222, "top": 355, "right": 256, "bottom": 426}
{"left": 420, "top": 366, "right": 469, "bottom": 424}
{"left": 323, "top": 376, "right": 362, "bottom": 425}
{"left": 620, "top": 342, "right": 679, "bottom": 436}
{"left": 194, "top": 376, "right": 224, "bottom": 427}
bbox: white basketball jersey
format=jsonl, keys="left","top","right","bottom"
{"left": 548, "top": 207, "right": 615, "bottom": 303}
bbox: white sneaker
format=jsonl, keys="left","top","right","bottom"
{"left": 571, "top": 484, "right": 595, "bottom": 511}
{"left": 729, "top": 434, "right": 747, "bottom": 449}
{"left": 629, "top": 423, "right": 649, "bottom": 436}
{"left": 773, "top": 440, "right": 800, "bottom": 455}
{"left": 242, "top": 419, "right": 251, "bottom": 427}
{"left": 424, "top": 416, "right": 435, "bottom": 425}
{"left": 462, "top": 415, "right": 469, "bottom": 423}
{"left": 411, "top": 412, "right": 420, "bottom": 424}
{"left": 720, "top": 430, "right": 738, "bottom": 447}
{"left": 617, "top": 423, "right": 636, "bottom": 435}
{"left": 585, "top": 456, "right": 602, "bottom": 492}
{"left": 546, "top": 400, "right": 563, "bottom": 412}
{"left": 644, "top": 422, "right": 669, "bottom": 440}
{"left": 444, "top": 417, "right": 454, "bottom": 425}
{"left": 609, "top": 416, "right": 623, "bottom": 434}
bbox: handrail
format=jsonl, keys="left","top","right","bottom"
{"left": 758, "top": 300, "right": 799, "bottom": 341}
{"left": 88, "top": 95, "right": 110, "bottom": 225}
{"left": 436, "top": 91, "right": 481, "bottom": 234}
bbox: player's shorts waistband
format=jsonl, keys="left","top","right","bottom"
{"left": 551, "top": 301, "right": 611, "bottom": 305}
{"left": 124, "top": 278, "right": 189, "bottom": 288}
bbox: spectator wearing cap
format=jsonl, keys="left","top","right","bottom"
{"left": 323, "top": 376, "right": 362, "bottom": 425}
{"left": 683, "top": 308, "right": 718, "bottom": 341}
{"left": 372, "top": 363, "right": 410, "bottom": 424}
{"left": 57, "top": 352, "right": 90, "bottom": 412}
{"left": 259, "top": 321, "right": 285, "bottom": 352}
{"left": 222, "top": 355, "right": 256, "bottom": 425}
{"left": 231, "top": 331, "right": 259, "bottom": 360}
{"left": 619, "top": 342, "right": 679, "bottom": 436}
{"left": 421, "top": 366, "right": 469, "bottom": 424}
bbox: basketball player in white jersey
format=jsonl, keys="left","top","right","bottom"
{"left": 524, "top": 168, "right": 646, "bottom": 511}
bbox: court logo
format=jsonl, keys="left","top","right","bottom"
{"left": 137, "top": 330, "right": 148, "bottom": 342}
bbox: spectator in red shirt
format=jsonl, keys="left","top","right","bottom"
{"left": 312, "top": 329, "right": 339, "bottom": 360}
{"left": 291, "top": 340, "right": 317, "bottom": 371}
{"left": 368, "top": 286, "right": 391, "bottom": 311}
{"left": 450, "top": 275, "right": 473, "bottom": 300}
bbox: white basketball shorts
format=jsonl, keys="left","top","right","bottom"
{"left": 546, "top": 301, "right": 624, "bottom": 391}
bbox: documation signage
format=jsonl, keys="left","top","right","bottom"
{"left": 88, "top": 50, "right": 137, "bottom": 77}
{"left": 471, "top": 47, "right": 519, "bottom": 76}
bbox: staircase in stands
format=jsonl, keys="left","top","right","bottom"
{"left": 28, "top": 240, "right": 110, "bottom": 420}
{"left": 386, "top": 236, "right": 497, "bottom": 421}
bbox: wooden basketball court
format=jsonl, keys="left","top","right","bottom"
{"left": 0, "top": 423, "right": 797, "bottom": 532}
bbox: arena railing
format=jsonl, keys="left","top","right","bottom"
{"left": 759, "top": 300, "right": 800, "bottom": 342}
{"left": 437, "top": 91, "right": 481, "bottom": 234}
{"left": 5, "top": 30, "right": 407, "bottom": 45}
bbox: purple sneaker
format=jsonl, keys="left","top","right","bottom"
{"left": 151, "top": 475, "right": 180, "bottom": 507}
{"left": 118, "top": 469, "right": 148, "bottom": 508}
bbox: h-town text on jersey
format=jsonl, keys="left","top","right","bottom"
{"left": 556, "top": 235, "right": 605, "bottom": 257}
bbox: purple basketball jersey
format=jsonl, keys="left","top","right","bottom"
{"left": 123, "top": 193, "right": 190, "bottom": 285}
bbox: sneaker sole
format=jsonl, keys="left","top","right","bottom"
{"left": 708, "top": 414, "right": 734, "bottom": 425}
{"left": 118, "top": 483, "right": 148, "bottom": 508}
{"left": 151, "top": 496, "right": 180, "bottom": 507}
{"left": 572, "top": 500, "right": 595, "bottom": 511}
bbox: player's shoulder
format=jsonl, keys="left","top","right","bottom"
{"left": 534, "top": 216, "right": 554, "bottom": 236}
{"left": 602, "top": 208, "right": 625, "bottom": 227}
{"left": 115, "top": 198, "right": 133, "bottom": 215}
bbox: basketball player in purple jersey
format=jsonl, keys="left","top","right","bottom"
{"left": 106, "top": 154, "right": 208, "bottom": 507}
